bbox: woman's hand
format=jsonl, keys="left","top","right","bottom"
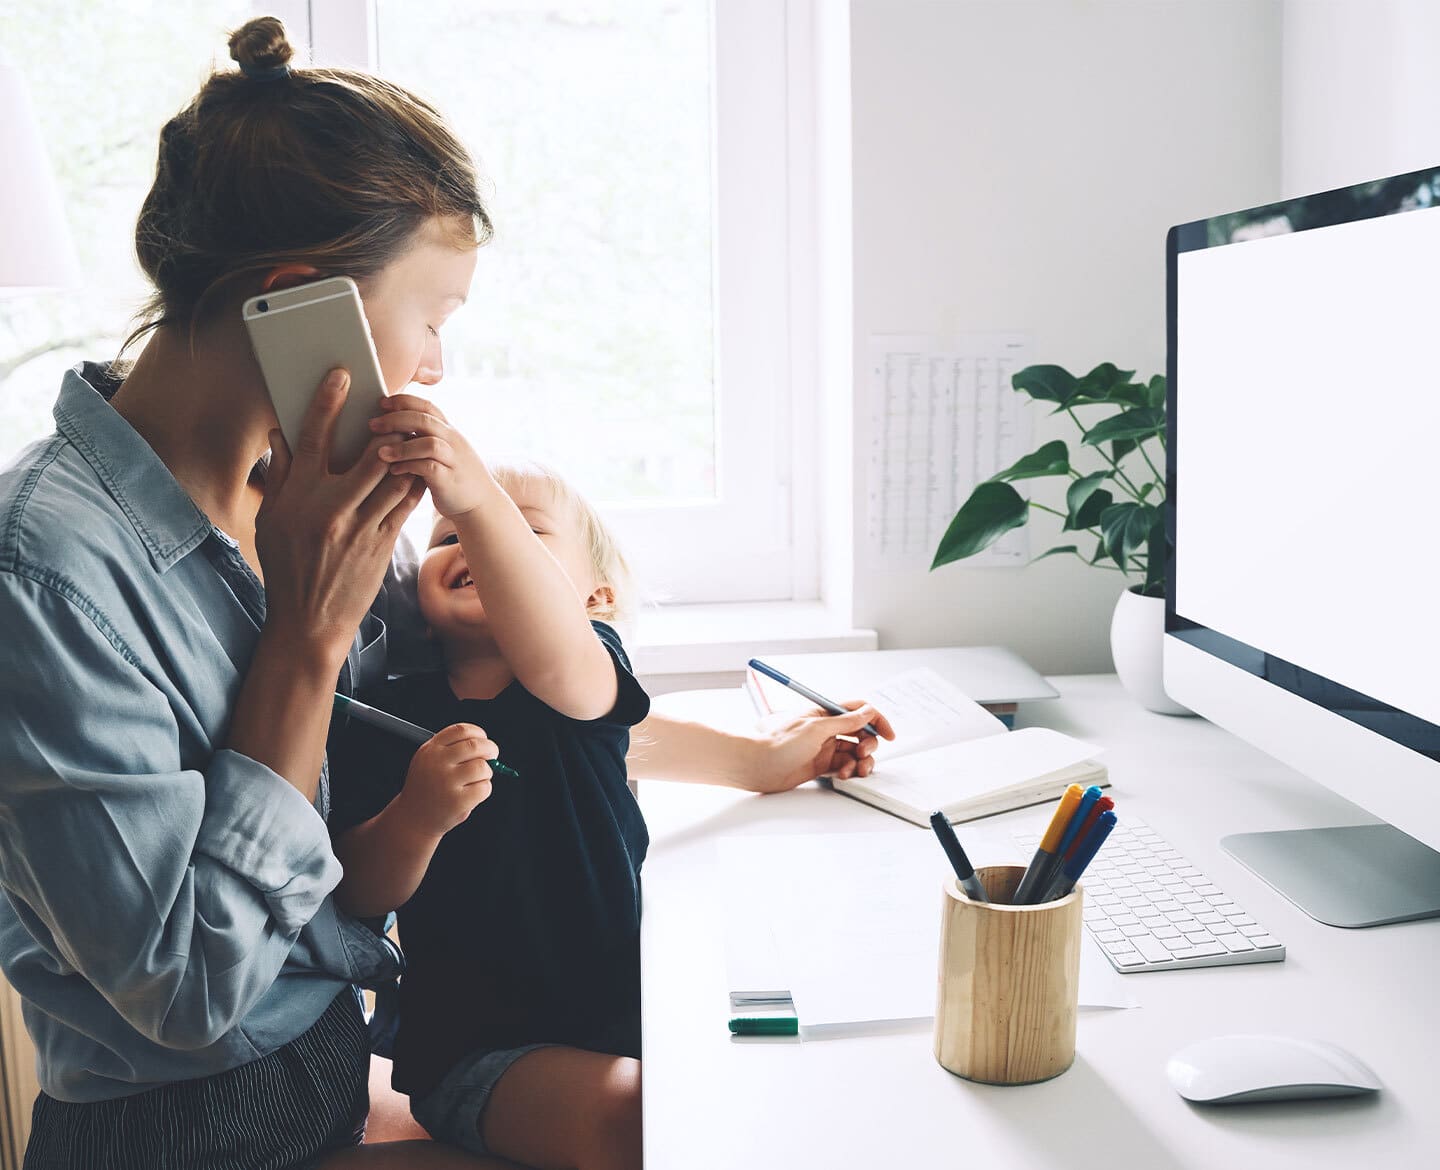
{"left": 392, "top": 723, "right": 498, "bottom": 838}
{"left": 256, "top": 369, "right": 425, "bottom": 666}
{"left": 746, "top": 702, "right": 896, "bottom": 794}
{"left": 370, "top": 393, "right": 490, "bottom": 519}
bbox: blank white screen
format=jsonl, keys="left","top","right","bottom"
{"left": 1175, "top": 206, "right": 1440, "bottom": 727}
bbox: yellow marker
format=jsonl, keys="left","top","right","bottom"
{"left": 1014, "top": 784, "right": 1085, "bottom": 904}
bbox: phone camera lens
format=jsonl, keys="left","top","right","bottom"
{"left": 257, "top": 299, "right": 269, "bottom": 313}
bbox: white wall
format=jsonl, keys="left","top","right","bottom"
{"left": 1281, "top": 0, "right": 1440, "bottom": 196}
{"left": 842, "top": 0, "right": 1282, "bottom": 674}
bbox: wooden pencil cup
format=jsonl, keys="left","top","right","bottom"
{"left": 933, "top": 865, "right": 1083, "bottom": 1085}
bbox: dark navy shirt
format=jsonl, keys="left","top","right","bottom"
{"left": 328, "top": 621, "right": 650, "bottom": 1098}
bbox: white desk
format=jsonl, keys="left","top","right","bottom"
{"left": 639, "top": 672, "right": 1440, "bottom": 1170}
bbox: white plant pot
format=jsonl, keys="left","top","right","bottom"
{"left": 1110, "top": 586, "right": 1193, "bottom": 716}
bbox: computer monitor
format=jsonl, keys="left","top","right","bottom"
{"left": 1163, "top": 165, "right": 1440, "bottom": 928}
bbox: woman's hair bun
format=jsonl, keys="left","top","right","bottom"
{"left": 228, "top": 16, "right": 295, "bottom": 74}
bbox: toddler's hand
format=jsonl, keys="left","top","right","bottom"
{"left": 370, "top": 393, "right": 491, "bottom": 518}
{"left": 392, "top": 722, "right": 498, "bottom": 837}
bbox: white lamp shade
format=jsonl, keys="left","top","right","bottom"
{"left": 0, "top": 50, "right": 83, "bottom": 294}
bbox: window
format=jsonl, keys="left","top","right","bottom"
{"left": 1, "top": 0, "right": 809, "bottom": 603}
{"left": 0, "top": 1, "right": 254, "bottom": 467}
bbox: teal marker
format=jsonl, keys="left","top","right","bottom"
{"left": 333, "top": 693, "right": 520, "bottom": 780}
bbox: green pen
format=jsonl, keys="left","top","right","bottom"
{"left": 332, "top": 693, "right": 520, "bottom": 780}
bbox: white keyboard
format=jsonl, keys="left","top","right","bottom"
{"left": 1013, "top": 817, "right": 1286, "bottom": 972}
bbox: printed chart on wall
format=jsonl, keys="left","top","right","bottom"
{"left": 866, "top": 333, "right": 1033, "bottom": 566}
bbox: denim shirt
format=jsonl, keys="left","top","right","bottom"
{"left": 0, "top": 366, "right": 401, "bottom": 1102}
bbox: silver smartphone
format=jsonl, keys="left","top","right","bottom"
{"left": 241, "top": 276, "right": 388, "bottom": 472}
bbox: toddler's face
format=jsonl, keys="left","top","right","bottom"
{"left": 416, "top": 474, "right": 604, "bottom": 645}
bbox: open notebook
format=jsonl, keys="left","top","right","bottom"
{"left": 745, "top": 665, "right": 1107, "bottom": 827}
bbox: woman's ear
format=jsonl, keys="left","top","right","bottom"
{"left": 260, "top": 263, "right": 322, "bottom": 293}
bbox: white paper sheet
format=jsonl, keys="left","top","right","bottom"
{"left": 866, "top": 332, "right": 1031, "bottom": 565}
{"left": 716, "top": 829, "right": 1138, "bottom": 1030}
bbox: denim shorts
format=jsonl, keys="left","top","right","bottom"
{"left": 409, "top": 1042, "right": 554, "bottom": 1157}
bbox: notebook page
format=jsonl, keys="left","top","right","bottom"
{"left": 857, "top": 727, "right": 1102, "bottom": 811}
{"left": 866, "top": 667, "right": 1008, "bottom": 761}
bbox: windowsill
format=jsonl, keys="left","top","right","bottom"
{"left": 629, "top": 600, "right": 877, "bottom": 679}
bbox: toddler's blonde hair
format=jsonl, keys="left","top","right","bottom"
{"left": 488, "top": 459, "right": 636, "bottom": 624}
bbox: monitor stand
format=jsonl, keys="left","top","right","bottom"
{"left": 1223, "top": 824, "right": 1440, "bottom": 928}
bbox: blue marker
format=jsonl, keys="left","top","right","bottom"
{"left": 1056, "top": 785, "right": 1104, "bottom": 857}
{"left": 1045, "top": 810, "right": 1117, "bottom": 901}
{"left": 748, "top": 658, "right": 881, "bottom": 738}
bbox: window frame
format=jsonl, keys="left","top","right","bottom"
{"left": 282, "top": 0, "right": 816, "bottom": 604}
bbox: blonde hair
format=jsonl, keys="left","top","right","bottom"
{"left": 488, "top": 459, "right": 636, "bottom": 624}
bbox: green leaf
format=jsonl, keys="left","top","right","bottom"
{"left": 1099, "top": 501, "right": 1158, "bottom": 573}
{"left": 1146, "top": 374, "right": 1167, "bottom": 409}
{"left": 1085, "top": 383, "right": 1150, "bottom": 408}
{"left": 1088, "top": 538, "right": 1108, "bottom": 565}
{"left": 989, "top": 439, "right": 1070, "bottom": 483}
{"left": 1034, "top": 545, "right": 1080, "bottom": 562}
{"left": 1011, "top": 365, "right": 1079, "bottom": 406}
{"left": 1110, "top": 437, "right": 1137, "bottom": 463}
{"left": 1082, "top": 406, "right": 1166, "bottom": 447}
{"left": 1064, "top": 472, "right": 1112, "bottom": 531}
{"left": 931, "top": 481, "right": 1029, "bottom": 569}
{"left": 1078, "top": 362, "right": 1135, "bottom": 395}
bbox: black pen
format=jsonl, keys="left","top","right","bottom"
{"left": 929, "top": 810, "right": 988, "bottom": 902}
{"left": 332, "top": 693, "right": 520, "bottom": 780}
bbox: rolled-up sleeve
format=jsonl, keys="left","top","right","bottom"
{"left": 0, "top": 571, "right": 341, "bottom": 1052}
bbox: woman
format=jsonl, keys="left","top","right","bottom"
{"left": 0, "top": 16, "right": 508, "bottom": 1169}
{"left": 0, "top": 14, "right": 890, "bottom": 1167}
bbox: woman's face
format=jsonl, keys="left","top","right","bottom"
{"left": 359, "top": 217, "right": 478, "bottom": 393}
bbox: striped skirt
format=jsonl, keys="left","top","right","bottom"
{"left": 23, "top": 987, "right": 370, "bottom": 1170}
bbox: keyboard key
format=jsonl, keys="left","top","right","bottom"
{"left": 1171, "top": 942, "right": 1226, "bottom": 960}
{"left": 1222, "top": 935, "right": 1255, "bottom": 952}
{"left": 1133, "top": 937, "right": 1175, "bottom": 963}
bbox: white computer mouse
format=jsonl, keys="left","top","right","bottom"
{"left": 1166, "top": 1033, "right": 1382, "bottom": 1104}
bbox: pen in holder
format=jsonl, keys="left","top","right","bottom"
{"left": 933, "top": 865, "right": 1083, "bottom": 1085}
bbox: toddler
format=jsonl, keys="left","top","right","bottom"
{"left": 328, "top": 392, "right": 647, "bottom": 1170}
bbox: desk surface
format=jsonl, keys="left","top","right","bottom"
{"left": 638, "top": 672, "right": 1440, "bottom": 1170}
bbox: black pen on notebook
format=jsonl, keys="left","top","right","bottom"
{"left": 747, "top": 659, "right": 881, "bottom": 738}
{"left": 929, "top": 811, "right": 988, "bottom": 902}
{"left": 332, "top": 693, "right": 520, "bottom": 780}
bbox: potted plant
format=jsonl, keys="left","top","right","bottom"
{"left": 930, "top": 361, "right": 1189, "bottom": 714}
